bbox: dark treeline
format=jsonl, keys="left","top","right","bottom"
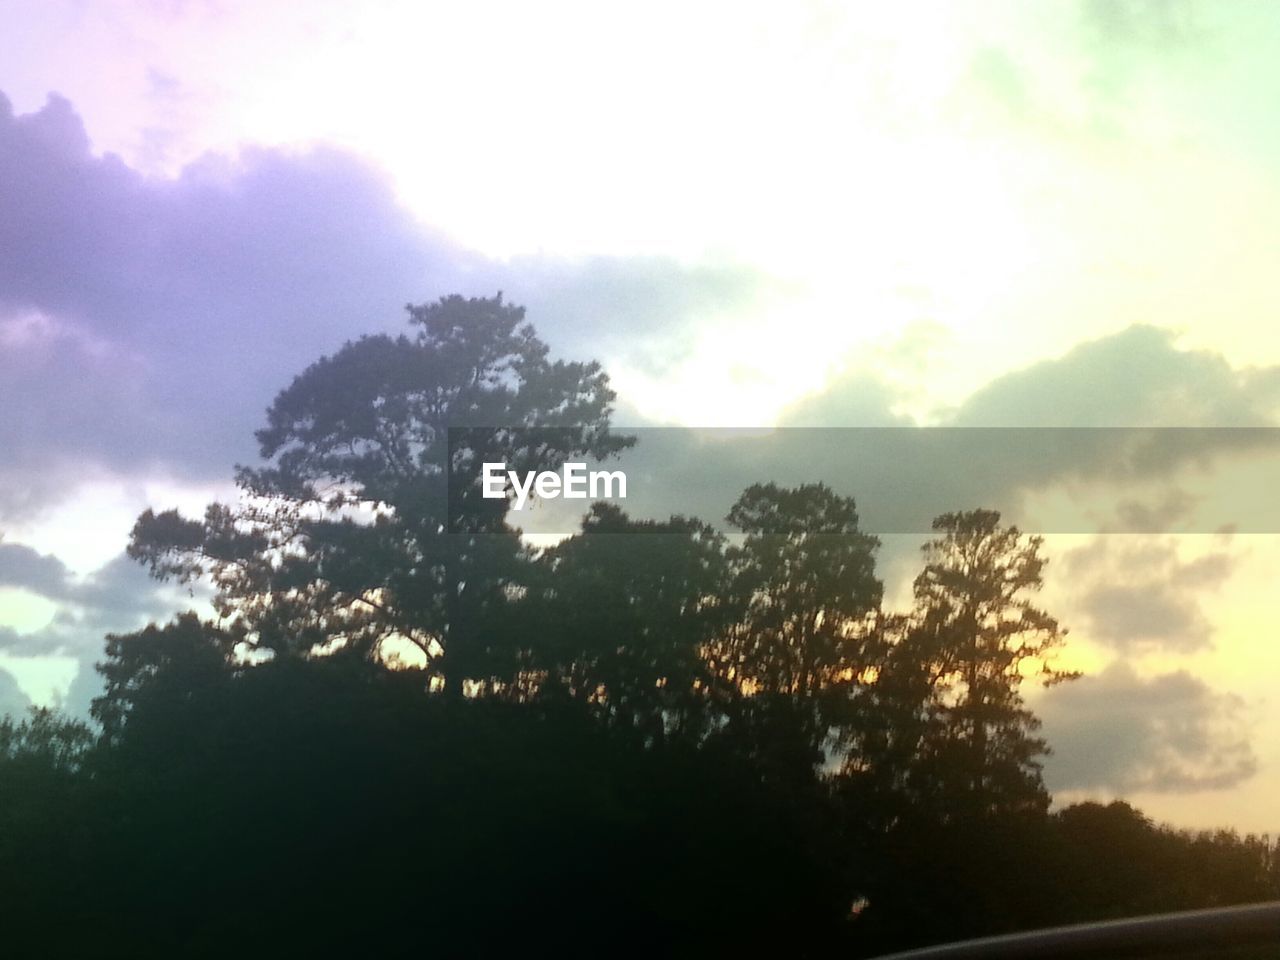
{"left": 2, "top": 295, "right": 1276, "bottom": 957}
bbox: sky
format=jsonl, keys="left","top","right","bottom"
{"left": 2, "top": 0, "right": 1280, "bottom": 833}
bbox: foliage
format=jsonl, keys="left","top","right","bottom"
{"left": 0, "top": 707, "right": 94, "bottom": 772}
{"left": 4, "top": 667, "right": 849, "bottom": 956}
{"left": 523, "top": 502, "right": 734, "bottom": 745}
{"left": 889, "top": 509, "right": 1077, "bottom": 818}
{"left": 5, "top": 295, "right": 1263, "bottom": 956}
{"left": 126, "top": 293, "right": 633, "bottom": 694}
{"left": 718, "top": 482, "right": 882, "bottom": 697}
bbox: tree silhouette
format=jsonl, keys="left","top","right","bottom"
{"left": 706, "top": 483, "right": 883, "bottom": 788}
{"left": 0, "top": 707, "right": 93, "bottom": 773}
{"left": 125, "top": 294, "right": 633, "bottom": 697}
{"left": 524, "top": 502, "right": 734, "bottom": 745}
{"left": 93, "top": 613, "right": 238, "bottom": 739}
{"left": 718, "top": 482, "right": 882, "bottom": 698}
{"left": 43, "top": 295, "right": 1272, "bottom": 957}
{"left": 901, "top": 509, "right": 1078, "bottom": 817}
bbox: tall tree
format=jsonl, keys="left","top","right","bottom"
{"left": 710, "top": 483, "right": 883, "bottom": 782}
{"left": 904, "top": 509, "right": 1077, "bottom": 816}
{"left": 719, "top": 483, "right": 882, "bottom": 698}
{"left": 124, "top": 294, "right": 632, "bottom": 696}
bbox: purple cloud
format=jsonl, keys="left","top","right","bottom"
{"left": 0, "top": 90, "right": 762, "bottom": 519}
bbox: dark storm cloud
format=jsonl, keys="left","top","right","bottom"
{"left": 0, "top": 90, "right": 763, "bottom": 519}
{"left": 1038, "top": 661, "right": 1256, "bottom": 793}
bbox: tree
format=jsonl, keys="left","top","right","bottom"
{"left": 524, "top": 502, "right": 734, "bottom": 744}
{"left": 0, "top": 707, "right": 97, "bottom": 945}
{"left": 708, "top": 483, "right": 883, "bottom": 783}
{"left": 124, "top": 294, "right": 632, "bottom": 697}
{"left": 0, "top": 707, "right": 93, "bottom": 773}
{"left": 903, "top": 509, "right": 1077, "bottom": 816}
{"left": 719, "top": 483, "right": 882, "bottom": 698}
{"left": 93, "top": 614, "right": 239, "bottom": 739}
{"left": 1047, "top": 801, "right": 1280, "bottom": 923}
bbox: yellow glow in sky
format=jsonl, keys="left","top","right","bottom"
{"left": 0, "top": 588, "right": 57, "bottom": 634}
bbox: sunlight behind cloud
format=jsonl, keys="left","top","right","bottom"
{"left": 0, "top": 588, "right": 57, "bottom": 634}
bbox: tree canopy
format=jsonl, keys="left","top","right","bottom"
{"left": 2, "top": 293, "right": 1267, "bottom": 957}
{"left": 127, "top": 293, "right": 634, "bottom": 694}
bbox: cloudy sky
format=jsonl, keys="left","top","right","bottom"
{"left": 2, "top": 0, "right": 1280, "bottom": 833}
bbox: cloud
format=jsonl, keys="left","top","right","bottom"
{"left": 504, "top": 324, "right": 1280, "bottom": 546}
{"left": 0, "top": 90, "right": 462, "bottom": 514}
{"left": 0, "top": 667, "right": 32, "bottom": 721}
{"left": 0, "top": 543, "right": 199, "bottom": 720}
{"left": 7, "top": 89, "right": 1277, "bottom": 530}
{"left": 1038, "top": 660, "right": 1257, "bottom": 793}
{"left": 0, "top": 87, "right": 764, "bottom": 718}
{"left": 936, "top": 326, "right": 1280, "bottom": 518}
{"left": 1110, "top": 489, "right": 1200, "bottom": 533}
{"left": 0, "top": 543, "right": 193, "bottom": 658}
{"left": 0, "top": 539, "right": 71, "bottom": 597}
{"left": 1061, "top": 535, "right": 1235, "bottom": 654}
{"left": 724, "top": 325, "right": 1280, "bottom": 531}
{"left": 1081, "top": 0, "right": 1202, "bottom": 53}
{"left": 0, "top": 90, "right": 764, "bottom": 521}
{"left": 949, "top": 325, "right": 1280, "bottom": 428}
{"left": 956, "top": 1, "right": 1213, "bottom": 144}
{"left": 509, "top": 255, "right": 768, "bottom": 376}
{"left": 778, "top": 373, "right": 913, "bottom": 429}
{"left": 1, "top": 537, "right": 179, "bottom": 615}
